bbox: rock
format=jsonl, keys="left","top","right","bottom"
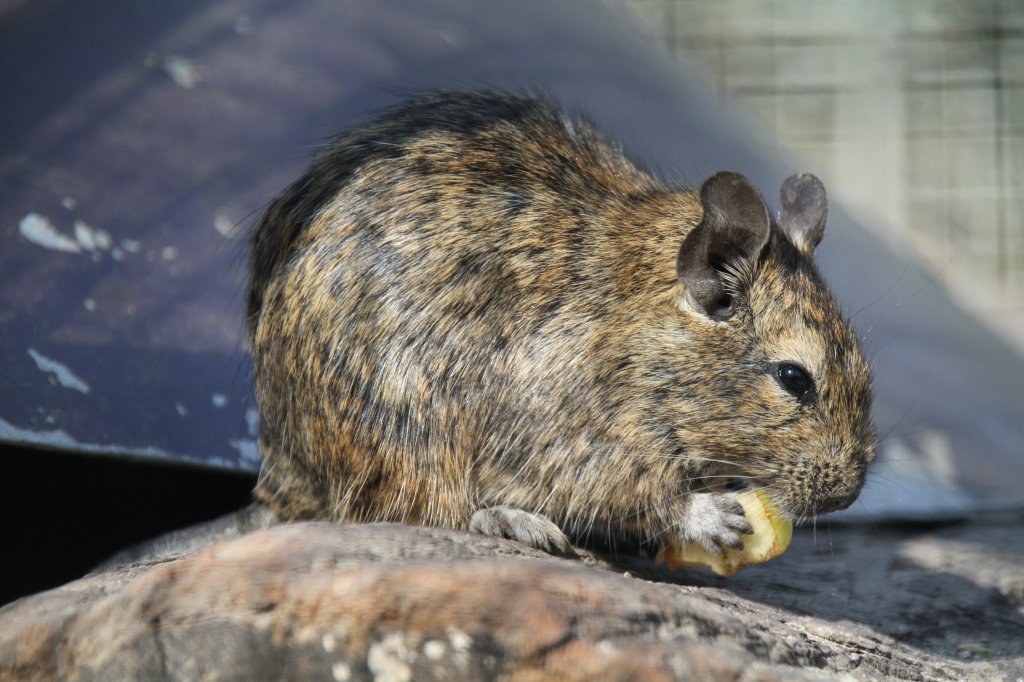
{"left": 1, "top": 517, "right": 1022, "bottom": 680}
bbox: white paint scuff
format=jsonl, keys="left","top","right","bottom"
{"left": 229, "top": 439, "right": 260, "bottom": 465}
{"left": 27, "top": 348, "right": 90, "bottom": 394}
{"left": 19, "top": 213, "right": 114, "bottom": 256}
{"left": 91, "top": 227, "right": 113, "bottom": 250}
{"left": 19, "top": 213, "right": 81, "bottom": 253}
{"left": 214, "top": 213, "right": 237, "bottom": 238}
{"left": 74, "top": 220, "right": 98, "bottom": 251}
{"left": 245, "top": 406, "right": 260, "bottom": 436}
{"left": 163, "top": 55, "right": 201, "bottom": 88}
{"left": 0, "top": 416, "right": 168, "bottom": 458}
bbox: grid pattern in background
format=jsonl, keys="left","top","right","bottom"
{"left": 621, "top": 0, "right": 1024, "bottom": 343}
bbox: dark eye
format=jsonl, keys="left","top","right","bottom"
{"left": 776, "top": 363, "right": 814, "bottom": 400}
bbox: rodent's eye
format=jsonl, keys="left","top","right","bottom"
{"left": 776, "top": 363, "right": 814, "bottom": 401}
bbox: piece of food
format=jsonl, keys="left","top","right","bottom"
{"left": 656, "top": 490, "right": 793, "bottom": 576}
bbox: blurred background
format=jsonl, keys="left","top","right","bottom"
{"left": 623, "top": 0, "right": 1024, "bottom": 348}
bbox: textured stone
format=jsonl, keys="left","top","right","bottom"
{"left": 1, "top": 515, "right": 1022, "bottom": 680}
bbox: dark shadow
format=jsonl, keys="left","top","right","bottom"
{"left": 596, "top": 516, "right": 1024, "bottom": 664}
{"left": 0, "top": 443, "right": 255, "bottom": 606}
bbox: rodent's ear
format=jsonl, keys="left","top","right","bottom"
{"left": 677, "top": 172, "right": 770, "bottom": 321}
{"left": 779, "top": 173, "right": 827, "bottom": 252}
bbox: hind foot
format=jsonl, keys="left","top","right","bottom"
{"left": 470, "top": 506, "right": 573, "bottom": 555}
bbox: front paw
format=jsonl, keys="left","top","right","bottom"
{"left": 676, "top": 492, "right": 754, "bottom": 555}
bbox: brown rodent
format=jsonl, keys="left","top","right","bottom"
{"left": 247, "top": 91, "right": 875, "bottom": 555}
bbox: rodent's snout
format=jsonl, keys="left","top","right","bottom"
{"left": 809, "top": 480, "right": 862, "bottom": 516}
{"left": 782, "top": 450, "right": 871, "bottom": 519}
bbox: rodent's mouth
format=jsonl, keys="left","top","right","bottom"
{"left": 714, "top": 477, "right": 797, "bottom": 522}
{"left": 719, "top": 477, "right": 754, "bottom": 494}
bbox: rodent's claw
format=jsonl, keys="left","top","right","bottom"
{"left": 677, "top": 492, "right": 754, "bottom": 556}
{"left": 470, "top": 506, "right": 574, "bottom": 556}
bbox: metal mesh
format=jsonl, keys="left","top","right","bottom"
{"left": 622, "top": 0, "right": 1024, "bottom": 343}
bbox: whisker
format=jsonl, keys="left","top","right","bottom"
{"left": 851, "top": 262, "right": 910, "bottom": 324}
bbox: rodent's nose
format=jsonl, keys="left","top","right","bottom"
{"left": 804, "top": 461, "right": 866, "bottom": 515}
{"left": 812, "top": 488, "right": 858, "bottom": 515}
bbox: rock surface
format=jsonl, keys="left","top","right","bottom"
{"left": 1, "top": 513, "right": 1023, "bottom": 680}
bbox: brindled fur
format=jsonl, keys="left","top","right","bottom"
{"left": 248, "top": 91, "right": 875, "bottom": 547}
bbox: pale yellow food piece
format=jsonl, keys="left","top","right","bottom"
{"left": 656, "top": 490, "right": 793, "bottom": 576}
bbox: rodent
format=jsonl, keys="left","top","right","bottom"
{"left": 247, "top": 91, "right": 876, "bottom": 556}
